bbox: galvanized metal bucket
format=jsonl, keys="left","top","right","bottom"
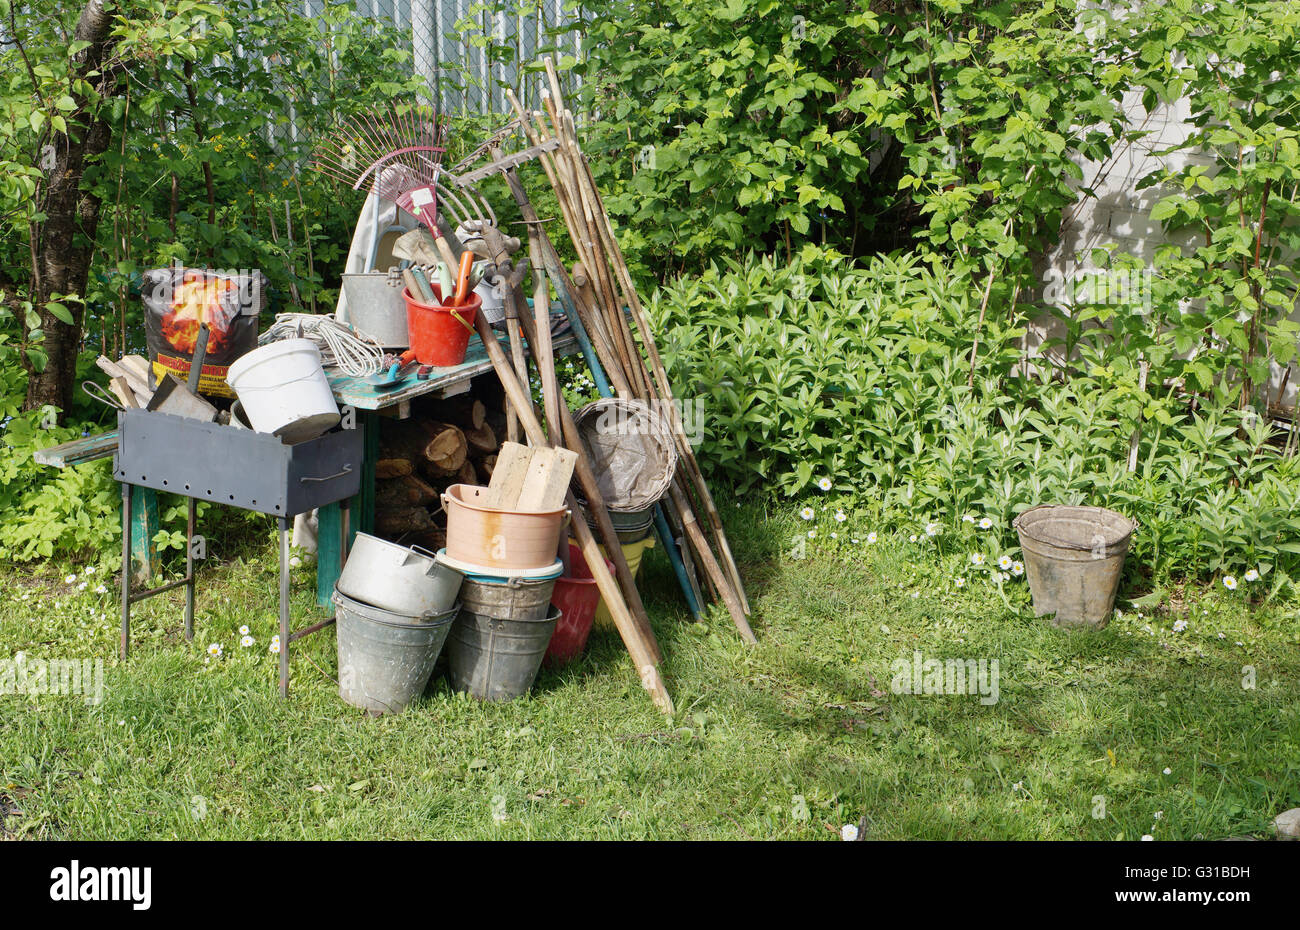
{"left": 579, "top": 499, "right": 654, "bottom": 544}
{"left": 1013, "top": 505, "right": 1134, "bottom": 630}
{"left": 333, "top": 589, "right": 458, "bottom": 714}
{"left": 446, "top": 605, "right": 560, "bottom": 702}
{"left": 340, "top": 272, "right": 410, "bottom": 348}
{"left": 457, "top": 572, "right": 559, "bottom": 622}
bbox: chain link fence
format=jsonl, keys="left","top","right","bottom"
{"left": 310, "top": 0, "right": 589, "bottom": 117}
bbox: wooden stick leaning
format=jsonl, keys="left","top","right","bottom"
{"left": 504, "top": 231, "right": 665, "bottom": 662}
{"left": 548, "top": 126, "right": 753, "bottom": 618}
{"left": 508, "top": 73, "right": 751, "bottom": 632}
{"left": 472, "top": 310, "right": 672, "bottom": 712}
{"left": 558, "top": 105, "right": 752, "bottom": 616}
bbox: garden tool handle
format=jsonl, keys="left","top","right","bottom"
{"left": 188, "top": 323, "right": 210, "bottom": 394}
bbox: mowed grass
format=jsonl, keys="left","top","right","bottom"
{"left": 1, "top": 502, "right": 1298, "bottom": 840}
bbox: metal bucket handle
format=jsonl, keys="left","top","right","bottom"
{"left": 407, "top": 543, "right": 443, "bottom": 575}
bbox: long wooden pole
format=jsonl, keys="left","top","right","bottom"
{"left": 473, "top": 312, "right": 672, "bottom": 712}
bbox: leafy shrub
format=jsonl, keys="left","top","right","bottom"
{"left": 650, "top": 251, "right": 1300, "bottom": 587}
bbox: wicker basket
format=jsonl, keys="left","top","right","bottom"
{"left": 572, "top": 398, "right": 677, "bottom": 512}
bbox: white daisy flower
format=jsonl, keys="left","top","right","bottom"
{"left": 970, "top": 553, "right": 985, "bottom": 566}
{"left": 834, "top": 510, "right": 847, "bottom": 523}
{"left": 64, "top": 574, "right": 76, "bottom": 584}
{"left": 1011, "top": 561, "right": 1024, "bottom": 576}
{"left": 909, "top": 534, "right": 918, "bottom": 542}
{"left": 799, "top": 507, "right": 815, "bottom": 521}
{"left": 289, "top": 556, "right": 302, "bottom": 568}
{"left": 269, "top": 639, "right": 281, "bottom": 655}
{"left": 1223, "top": 576, "right": 1238, "bottom": 590}
{"left": 840, "top": 824, "right": 858, "bottom": 841}
{"left": 978, "top": 517, "right": 993, "bottom": 530}
{"left": 207, "top": 643, "right": 223, "bottom": 658}
{"left": 1244, "top": 568, "right": 1259, "bottom": 582}
{"left": 925, "top": 522, "right": 941, "bottom": 536}
{"left": 816, "top": 477, "right": 832, "bottom": 491}
{"left": 240, "top": 635, "right": 255, "bottom": 648}
{"left": 1141, "top": 835, "right": 1154, "bottom": 841}
{"left": 1162, "top": 767, "right": 1172, "bottom": 775}
{"left": 830, "top": 532, "right": 837, "bottom": 539}
{"left": 94, "top": 585, "right": 107, "bottom": 594}
{"left": 239, "top": 625, "right": 250, "bottom": 636}
{"left": 85, "top": 566, "right": 96, "bottom": 575}
{"left": 962, "top": 514, "right": 975, "bottom": 524}
{"left": 1172, "top": 619, "right": 1187, "bottom": 633}
{"left": 955, "top": 578, "right": 965, "bottom": 588}
{"left": 807, "top": 530, "right": 816, "bottom": 539}
{"left": 77, "top": 582, "right": 87, "bottom": 590}
{"left": 997, "top": 555, "right": 1013, "bottom": 570}
{"left": 866, "top": 532, "right": 877, "bottom": 544}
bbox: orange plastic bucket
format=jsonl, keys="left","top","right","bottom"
{"left": 403, "top": 284, "right": 481, "bottom": 367}
{"left": 441, "top": 484, "right": 569, "bottom": 571}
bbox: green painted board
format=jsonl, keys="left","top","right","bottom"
{"left": 33, "top": 430, "right": 119, "bottom": 468}
{"left": 325, "top": 322, "right": 578, "bottom": 412}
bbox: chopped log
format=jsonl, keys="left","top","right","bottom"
{"left": 375, "top": 473, "right": 437, "bottom": 509}
{"left": 418, "top": 421, "right": 468, "bottom": 475}
{"left": 437, "top": 395, "right": 487, "bottom": 430}
{"left": 375, "top": 457, "right": 414, "bottom": 480}
{"left": 464, "top": 420, "right": 498, "bottom": 455}
{"left": 374, "top": 506, "right": 435, "bottom": 538}
{"left": 477, "top": 453, "right": 498, "bottom": 481}
{"left": 457, "top": 460, "right": 477, "bottom": 486}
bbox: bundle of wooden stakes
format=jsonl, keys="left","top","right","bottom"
{"left": 505, "top": 60, "right": 754, "bottom": 642}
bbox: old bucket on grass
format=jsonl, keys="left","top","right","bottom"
{"left": 1013, "top": 504, "right": 1134, "bottom": 630}
{"left": 545, "top": 543, "right": 613, "bottom": 667}
{"left": 333, "top": 588, "right": 458, "bottom": 714}
{"left": 447, "top": 605, "right": 561, "bottom": 701}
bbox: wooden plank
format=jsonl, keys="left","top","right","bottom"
{"left": 316, "top": 502, "right": 344, "bottom": 609}
{"left": 516, "top": 446, "right": 577, "bottom": 511}
{"left": 129, "top": 486, "right": 160, "bottom": 584}
{"left": 483, "top": 441, "right": 533, "bottom": 510}
{"left": 33, "top": 431, "right": 119, "bottom": 468}
{"left": 109, "top": 376, "right": 138, "bottom": 408}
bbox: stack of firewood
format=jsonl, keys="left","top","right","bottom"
{"left": 373, "top": 393, "right": 503, "bottom": 549}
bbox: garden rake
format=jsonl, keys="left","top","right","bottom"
{"left": 314, "top": 105, "right": 469, "bottom": 266}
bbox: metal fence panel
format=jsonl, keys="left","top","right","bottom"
{"left": 349, "top": 0, "right": 587, "bottom": 117}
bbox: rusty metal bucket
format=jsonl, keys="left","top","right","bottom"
{"left": 1013, "top": 505, "right": 1133, "bottom": 630}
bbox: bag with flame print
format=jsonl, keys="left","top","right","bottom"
{"left": 142, "top": 267, "right": 267, "bottom": 398}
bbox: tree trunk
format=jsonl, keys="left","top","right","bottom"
{"left": 22, "top": 1, "right": 119, "bottom": 418}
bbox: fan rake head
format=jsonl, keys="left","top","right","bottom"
{"left": 313, "top": 105, "right": 452, "bottom": 231}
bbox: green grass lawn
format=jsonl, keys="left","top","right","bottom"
{"left": 1, "top": 502, "right": 1297, "bottom": 840}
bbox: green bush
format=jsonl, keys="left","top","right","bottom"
{"left": 650, "top": 250, "right": 1300, "bottom": 588}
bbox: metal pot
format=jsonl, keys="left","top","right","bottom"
{"left": 336, "top": 532, "right": 463, "bottom": 617}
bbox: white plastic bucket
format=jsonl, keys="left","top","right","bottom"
{"left": 226, "top": 338, "right": 340, "bottom": 444}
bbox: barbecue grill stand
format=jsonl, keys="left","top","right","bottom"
{"left": 115, "top": 408, "right": 362, "bottom": 697}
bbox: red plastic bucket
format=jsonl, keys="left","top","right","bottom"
{"left": 403, "top": 284, "right": 481, "bottom": 367}
{"left": 544, "top": 544, "right": 612, "bottom": 667}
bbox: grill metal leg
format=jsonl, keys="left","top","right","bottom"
{"left": 184, "top": 496, "right": 196, "bottom": 642}
{"left": 279, "top": 517, "right": 290, "bottom": 698}
{"left": 120, "top": 482, "right": 132, "bottom": 660}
